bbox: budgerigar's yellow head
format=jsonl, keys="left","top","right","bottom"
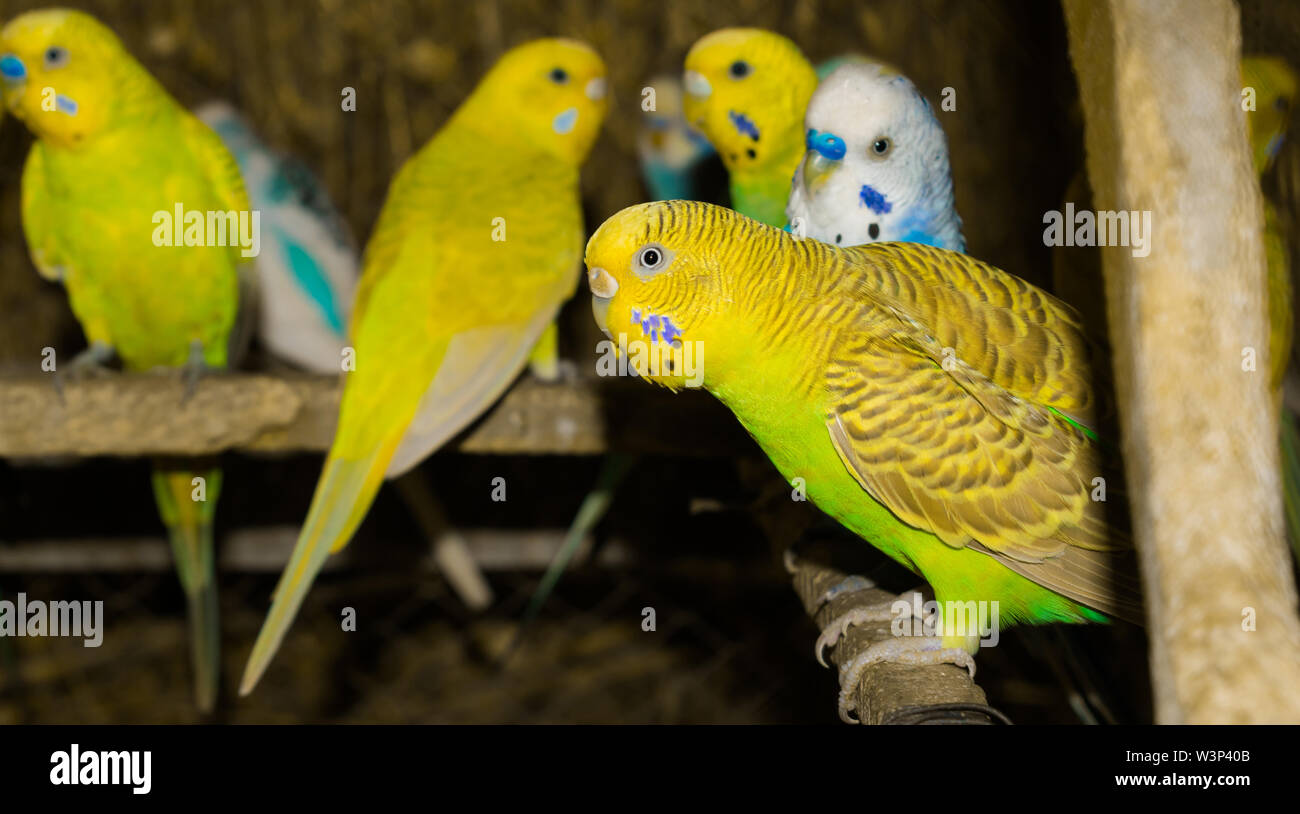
{"left": 584, "top": 200, "right": 786, "bottom": 390}
{"left": 1242, "top": 55, "right": 1297, "bottom": 176}
{"left": 0, "top": 9, "right": 156, "bottom": 149}
{"left": 461, "top": 38, "right": 608, "bottom": 166}
{"left": 682, "top": 28, "right": 817, "bottom": 177}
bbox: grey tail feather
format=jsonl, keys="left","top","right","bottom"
{"left": 501, "top": 454, "right": 636, "bottom": 665}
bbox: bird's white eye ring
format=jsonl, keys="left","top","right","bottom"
{"left": 632, "top": 243, "right": 672, "bottom": 279}
{"left": 44, "top": 46, "right": 69, "bottom": 70}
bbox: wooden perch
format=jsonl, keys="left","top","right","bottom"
{"left": 784, "top": 544, "right": 1007, "bottom": 725}
{"left": 1064, "top": 0, "right": 1300, "bottom": 722}
{"left": 0, "top": 527, "right": 633, "bottom": 572}
{"left": 0, "top": 372, "right": 749, "bottom": 458}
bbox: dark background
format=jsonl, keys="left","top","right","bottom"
{"left": 0, "top": 0, "right": 1293, "bottom": 723}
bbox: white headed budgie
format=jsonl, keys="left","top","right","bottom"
{"left": 786, "top": 62, "right": 964, "bottom": 251}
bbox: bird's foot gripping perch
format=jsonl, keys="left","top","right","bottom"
{"left": 814, "top": 586, "right": 977, "bottom": 724}
{"left": 52, "top": 341, "right": 116, "bottom": 403}
{"left": 835, "top": 637, "right": 976, "bottom": 723}
{"left": 179, "top": 339, "right": 214, "bottom": 405}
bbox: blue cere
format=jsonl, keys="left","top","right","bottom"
{"left": 728, "top": 110, "right": 760, "bottom": 141}
{"left": 0, "top": 54, "right": 26, "bottom": 80}
{"left": 806, "top": 129, "right": 846, "bottom": 160}
{"left": 552, "top": 107, "right": 578, "bottom": 134}
{"left": 858, "top": 184, "right": 893, "bottom": 215}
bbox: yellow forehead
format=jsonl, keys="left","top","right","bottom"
{"left": 2, "top": 9, "right": 110, "bottom": 49}
{"left": 497, "top": 38, "right": 605, "bottom": 79}
{"left": 686, "top": 28, "right": 799, "bottom": 72}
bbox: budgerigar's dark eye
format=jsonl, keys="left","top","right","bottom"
{"left": 871, "top": 137, "right": 892, "bottom": 157}
{"left": 44, "top": 46, "right": 69, "bottom": 69}
{"left": 729, "top": 60, "right": 751, "bottom": 79}
{"left": 549, "top": 67, "right": 569, "bottom": 84}
{"left": 633, "top": 242, "right": 673, "bottom": 278}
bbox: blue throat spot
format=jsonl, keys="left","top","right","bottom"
{"left": 858, "top": 184, "right": 892, "bottom": 215}
{"left": 630, "top": 307, "right": 682, "bottom": 344}
{"left": 552, "top": 107, "right": 578, "bottom": 135}
{"left": 727, "top": 110, "right": 760, "bottom": 141}
{"left": 55, "top": 94, "right": 78, "bottom": 116}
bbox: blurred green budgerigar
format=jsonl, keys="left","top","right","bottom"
{"left": 1, "top": 8, "right": 251, "bottom": 711}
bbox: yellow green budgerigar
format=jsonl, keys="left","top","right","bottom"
{"left": 0, "top": 9, "right": 249, "bottom": 710}
{"left": 682, "top": 28, "right": 818, "bottom": 227}
{"left": 1241, "top": 56, "right": 1300, "bottom": 556}
{"left": 238, "top": 38, "right": 609, "bottom": 695}
{"left": 584, "top": 201, "right": 1143, "bottom": 721}
{"left": 1242, "top": 56, "right": 1296, "bottom": 400}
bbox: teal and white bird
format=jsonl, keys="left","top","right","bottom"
{"left": 197, "top": 102, "right": 356, "bottom": 373}
{"left": 198, "top": 104, "right": 494, "bottom": 617}
{"left": 636, "top": 75, "right": 715, "bottom": 201}
{"left": 786, "top": 62, "right": 963, "bottom": 251}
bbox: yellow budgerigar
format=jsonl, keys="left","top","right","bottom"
{"left": 239, "top": 38, "right": 609, "bottom": 694}
{"left": 0, "top": 9, "right": 249, "bottom": 710}
{"left": 1242, "top": 55, "right": 1300, "bottom": 555}
{"left": 683, "top": 28, "right": 818, "bottom": 227}
{"left": 585, "top": 201, "right": 1142, "bottom": 722}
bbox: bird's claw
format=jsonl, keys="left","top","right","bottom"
{"left": 180, "top": 339, "right": 210, "bottom": 406}
{"left": 813, "top": 575, "right": 877, "bottom": 613}
{"left": 837, "top": 637, "right": 977, "bottom": 724}
{"left": 531, "top": 357, "right": 578, "bottom": 384}
{"left": 51, "top": 342, "right": 116, "bottom": 404}
{"left": 815, "top": 601, "right": 898, "bottom": 668}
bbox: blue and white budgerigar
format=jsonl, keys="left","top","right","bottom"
{"left": 197, "top": 102, "right": 357, "bottom": 374}
{"left": 786, "top": 62, "right": 963, "bottom": 251}
{"left": 637, "top": 74, "right": 715, "bottom": 202}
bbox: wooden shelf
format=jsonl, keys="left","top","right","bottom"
{"left": 0, "top": 372, "right": 752, "bottom": 458}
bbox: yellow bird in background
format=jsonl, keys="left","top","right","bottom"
{"left": 239, "top": 38, "right": 609, "bottom": 694}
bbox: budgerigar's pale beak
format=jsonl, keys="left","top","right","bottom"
{"left": 683, "top": 70, "right": 711, "bottom": 99}
{"left": 803, "top": 129, "right": 846, "bottom": 194}
{"left": 588, "top": 266, "right": 617, "bottom": 338}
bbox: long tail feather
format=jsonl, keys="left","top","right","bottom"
{"left": 152, "top": 464, "right": 222, "bottom": 712}
{"left": 502, "top": 454, "right": 634, "bottom": 663}
{"left": 239, "top": 441, "right": 394, "bottom": 695}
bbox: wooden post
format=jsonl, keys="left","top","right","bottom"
{"left": 1063, "top": 0, "right": 1300, "bottom": 722}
